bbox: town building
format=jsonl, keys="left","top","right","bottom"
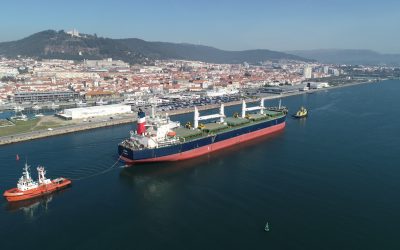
{"left": 303, "top": 66, "right": 312, "bottom": 79}
{"left": 13, "top": 91, "right": 79, "bottom": 103}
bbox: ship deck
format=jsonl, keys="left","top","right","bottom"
{"left": 264, "top": 110, "right": 282, "bottom": 116}
{"left": 202, "top": 123, "right": 228, "bottom": 132}
{"left": 225, "top": 117, "right": 249, "bottom": 126}
{"left": 173, "top": 111, "right": 285, "bottom": 142}
{"left": 173, "top": 127, "right": 202, "bottom": 138}
{"left": 247, "top": 113, "right": 267, "bottom": 121}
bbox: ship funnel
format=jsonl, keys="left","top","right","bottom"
{"left": 137, "top": 109, "right": 146, "bottom": 135}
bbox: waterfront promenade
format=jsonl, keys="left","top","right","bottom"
{"left": 0, "top": 81, "right": 375, "bottom": 146}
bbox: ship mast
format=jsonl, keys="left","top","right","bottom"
{"left": 37, "top": 166, "right": 47, "bottom": 185}
{"left": 23, "top": 163, "right": 31, "bottom": 181}
{"left": 242, "top": 98, "right": 265, "bottom": 118}
{"left": 194, "top": 103, "right": 226, "bottom": 129}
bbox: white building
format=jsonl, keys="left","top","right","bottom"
{"left": 206, "top": 87, "right": 239, "bottom": 97}
{"left": 303, "top": 66, "right": 312, "bottom": 79}
{"left": 309, "top": 82, "right": 330, "bottom": 89}
{"left": 323, "top": 66, "right": 329, "bottom": 74}
{"left": 84, "top": 58, "right": 129, "bottom": 69}
{"left": 0, "top": 67, "right": 19, "bottom": 77}
{"left": 332, "top": 69, "right": 340, "bottom": 76}
{"left": 66, "top": 29, "right": 80, "bottom": 37}
{"left": 60, "top": 104, "right": 132, "bottom": 120}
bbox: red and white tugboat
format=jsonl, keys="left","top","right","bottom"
{"left": 3, "top": 163, "right": 71, "bottom": 202}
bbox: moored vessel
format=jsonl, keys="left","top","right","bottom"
{"left": 32, "top": 105, "right": 41, "bottom": 111}
{"left": 9, "top": 114, "right": 28, "bottom": 121}
{"left": 13, "top": 105, "right": 24, "bottom": 112}
{"left": 118, "top": 99, "right": 287, "bottom": 164}
{"left": 76, "top": 100, "right": 87, "bottom": 107}
{"left": 96, "top": 99, "right": 108, "bottom": 106}
{"left": 50, "top": 102, "right": 60, "bottom": 109}
{"left": 3, "top": 163, "right": 71, "bottom": 202}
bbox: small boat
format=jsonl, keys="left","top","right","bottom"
{"left": 264, "top": 222, "right": 270, "bottom": 232}
{"left": 123, "top": 98, "right": 136, "bottom": 105}
{"left": 76, "top": 100, "right": 87, "bottom": 107}
{"left": 3, "top": 163, "right": 71, "bottom": 202}
{"left": 96, "top": 99, "right": 108, "bottom": 106}
{"left": 35, "top": 113, "right": 44, "bottom": 117}
{"left": 14, "top": 105, "right": 24, "bottom": 112}
{"left": 50, "top": 102, "right": 60, "bottom": 109}
{"left": 292, "top": 106, "right": 308, "bottom": 118}
{"left": 32, "top": 105, "right": 41, "bottom": 111}
{"left": 10, "top": 114, "right": 28, "bottom": 121}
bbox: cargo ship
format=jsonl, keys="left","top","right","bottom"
{"left": 3, "top": 163, "right": 71, "bottom": 202}
{"left": 118, "top": 99, "right": 286, "bottom": 164}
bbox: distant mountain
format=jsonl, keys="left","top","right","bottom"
{"left": 0, "top": 30, "right": 311, "bottom": 64}
{"left": 287, "top": 49, "right": 400, "bottom": 66}
{"left": 117, "top": 38, "right": 310, "bottom": 64}
{"left": 0, "top": 30, "right": 149, "bottom": 63}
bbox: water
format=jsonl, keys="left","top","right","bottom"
{"left": 1, "top": 80, "right": 400, "bottom": 249}
{"left": 0, "top": 108, "right": 60, "bottom": 120}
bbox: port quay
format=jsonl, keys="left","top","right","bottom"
{"left": 0, "top": 57, "right": 395, "bottom": 145}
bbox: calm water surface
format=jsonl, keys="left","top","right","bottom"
{"left": 0, "top": 80, "right": 399, "bottom": 249}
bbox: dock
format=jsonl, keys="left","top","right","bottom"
{"left": 0, "top": 81, "right": 374, "bottom": 146}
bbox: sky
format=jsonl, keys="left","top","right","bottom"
{"left": 0, "top": 0, "right": 399, "bottom": 53}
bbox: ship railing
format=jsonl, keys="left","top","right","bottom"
{"left": 122, "top": 140, "right": 141, "bottom": 150}
{"left": 157, "top": 139, "right": 179, "bottom": 148}
{"left": 266, "top": 106, "right": 288, "bottom": 113}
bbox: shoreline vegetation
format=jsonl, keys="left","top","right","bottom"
{"left": 0, "top": 80, "right": 379, "bottom": 146}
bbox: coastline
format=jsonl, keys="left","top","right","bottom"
{"left": 0, "top": 80, "right": 377, "bottom": 146}
{"left": 168, "top": 79, "right": 377, "bottom": 115}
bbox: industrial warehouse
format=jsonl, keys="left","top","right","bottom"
{"left": 58, "top": 104, "right": 132, "bottom": 120}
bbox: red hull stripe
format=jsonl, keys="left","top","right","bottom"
{"left": 121, "top": 121, "right": 285, "bottom": 164}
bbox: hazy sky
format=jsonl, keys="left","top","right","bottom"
{"left": 0, "top": 0, "right": 399, "bottom": 53}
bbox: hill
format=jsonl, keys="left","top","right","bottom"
{"left": 0, "top": 30, "right": 311, "bottom": 64}
{"left": 0, "top": 30, "right": 148, "bottom": 63}
{"left": 117, "top": 38, "right": 309, "bottom": 64}
{"left": 288, "top": 49, "right": 400, "bottom": 66}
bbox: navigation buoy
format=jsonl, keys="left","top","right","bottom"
{"left": 264, "top": 222, "right": 270, "bottom": 232}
